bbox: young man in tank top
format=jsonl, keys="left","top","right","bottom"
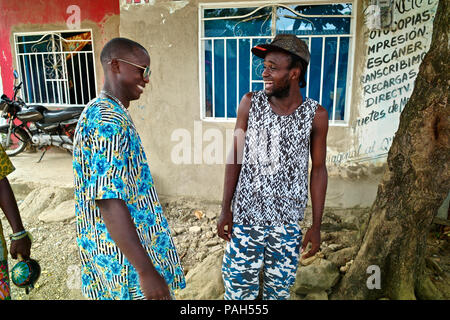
{"left": 217, "top": 34, "right": 328, "bottom": 300}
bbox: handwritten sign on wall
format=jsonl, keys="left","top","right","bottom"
{"left": 329, "top": 0, "right": 438, "bottom": 166}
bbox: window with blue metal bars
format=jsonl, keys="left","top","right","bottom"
{"left": 200, "top": 2, "right": 354, "bottom": 124}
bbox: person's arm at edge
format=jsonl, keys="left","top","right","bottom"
{"left": 217, "top": 92, "right": 252, "bottom": 241}
{"left": 96, "top": 198, "right": 171, "bottom": 300}
{"left": 301, "top": 105, "right": 328, "bottom": 259}
{"left": 0, "top": 177, "right": 31, "bottom": 259}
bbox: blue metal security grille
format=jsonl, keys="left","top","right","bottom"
{"left": 200, "top": 3, "right": 354, "bottom": 123}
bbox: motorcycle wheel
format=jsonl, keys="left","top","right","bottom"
{"left": 0, "top": 129, "right": 28, "bottom": 156}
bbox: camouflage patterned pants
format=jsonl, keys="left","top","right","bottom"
{"left": 222, "top": 224, "right": 302, "bottom": 300}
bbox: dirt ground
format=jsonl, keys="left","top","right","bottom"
{"left": 2, "top": 149, "right": 449, "bottom": 300}
{"left": 0, "top": 196, "right": 226, "bottom": 300}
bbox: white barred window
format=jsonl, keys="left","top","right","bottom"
{"left": 199, "top": 2, "right": 355, "bottom": 125}
{"left": 14, "top": 30, "right": 97, "bottom": 107}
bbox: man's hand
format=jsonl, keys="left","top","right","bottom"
{"left": 139, "top": 269, "right": 172, "bottom": 300}
{"left": 217, "top": 208, "right": 233, "bottom": 241}
{"left": 10, "top": 236, "right": 31, "bottom": 260}
{"left": 301, "top": 227, "right": 321, "bottom": 259}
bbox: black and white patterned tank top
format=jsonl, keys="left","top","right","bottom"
{"left": 232, "top": 90, "right": 319, "bottom": 226}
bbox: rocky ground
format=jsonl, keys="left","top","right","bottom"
{"left": 1, "top": 188, "right": 449, "bottom": 300}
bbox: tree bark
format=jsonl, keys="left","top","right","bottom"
{"left": 331, "top": 0, "right": 449, "bottom": 300}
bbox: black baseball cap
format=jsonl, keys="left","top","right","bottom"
{"left": 251, "top": 34, "right": 310, "bottom": 65}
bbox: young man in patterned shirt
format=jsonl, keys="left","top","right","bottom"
{"left": 0, "top": 145, "right": 32, "bottom": 299}
{"left": 217, "top": 34, "right": 328, "bottom": 300}
{"left": 73, "top": 38, "right": 185, "bottom": 300}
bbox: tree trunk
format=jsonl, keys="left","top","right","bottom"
{"left": 331, "top": 0, "right": 449, "bottom": 300}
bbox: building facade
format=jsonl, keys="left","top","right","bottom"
{"left": 0, "top": 0, "right": 120, "bottom": 104}
{"left": 0, "top": 0, "right": 440, "bottom": 208}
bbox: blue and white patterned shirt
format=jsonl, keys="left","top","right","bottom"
{"left": 72, "top": 96, "right": 185, "bottom": 300}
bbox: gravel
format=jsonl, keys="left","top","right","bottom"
{"left": 2, "top": 200, "right": 449, "bottom": 300}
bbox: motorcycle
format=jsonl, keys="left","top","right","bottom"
{"left": 0, "top": 70, "right": 84, "bottom": 160}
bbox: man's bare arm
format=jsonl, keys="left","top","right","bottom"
{"left": 0, "top": 177, "right": 31, "bottom": 259}
{"left": 301, "top": 105, "right": 328, "bottom": 258}
{"left": 217, "top": 92, "right": 251, "bottom": 241}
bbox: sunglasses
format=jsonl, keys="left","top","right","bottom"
{"left": 110, "top": 58, "right": 151, "bottom": 79}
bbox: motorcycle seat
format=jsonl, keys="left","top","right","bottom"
{"left": 40, "top": 107, "right": 84, "bottom": 124}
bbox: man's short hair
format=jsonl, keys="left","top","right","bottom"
{"left": 100, "top": 37, "right": 148, "bottom": 65}
{"left": 288, "top": 53, "right": 308, "bottom": 89}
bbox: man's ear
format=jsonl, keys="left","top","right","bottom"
{"left": 290, "top": 67, "right": 301, "bottom": 82}
{"left": 109, "top": 59, "right": 120, "bottom": 74}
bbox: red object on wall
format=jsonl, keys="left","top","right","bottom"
{"left": 0, "top": 0, "right": 120, "bottom": 97}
